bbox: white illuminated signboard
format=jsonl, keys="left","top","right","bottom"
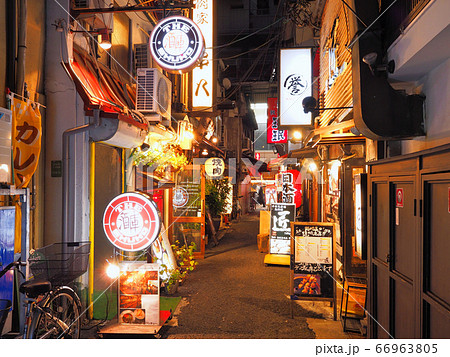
{"left": 149, "top": 16, "right": 205, "bottom": 73}
{"left": 192, "top": 0, "right": 213, "bottom": 110}
{"left": 279, "top": 48, "right": 312, "bottom": 126}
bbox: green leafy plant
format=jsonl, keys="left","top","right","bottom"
{"left": 132, "top": 143, "right": 188, "bottom": 175}
{"left": 171, "top": 240, "right": 198, "bottom": 272}
{"left": 205, "top": 178, "right": 231, "bottom": 217}
{"left": 159, "top": 264, "right": 186, "bottom": 294}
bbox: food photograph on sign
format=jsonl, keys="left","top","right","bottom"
{"left": 293, "top": 274, "right": 321, "bottom": 296}
{"left": 119, "top": 263, "right": 160, "bottom": 325}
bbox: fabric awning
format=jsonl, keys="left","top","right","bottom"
{"left": 62, "top": 46, "right": 146, "bottom": 130}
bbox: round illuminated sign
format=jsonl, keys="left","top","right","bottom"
{"left": 103, "top": 192, "right": 161, "bottom": 251}
{"left": 172, "top": 187, "right": 189, "bottom": 208}
{"left": 149, "top": 16, "right": 205, "bottom": 73}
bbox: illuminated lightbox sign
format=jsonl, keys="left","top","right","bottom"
{"left": 103, "top": 192, "right": 161, "bottom": 251}
{"left": 267, "top": 97, "right": 287, "bottom": 144}
{"left": 192, "top": 0, "right": 213, "bottom": 109}
{"left": 279, "top": 48, "right": 312, "bottom": 126}
{"left": 149, "top": 16, "right": 205, "bottom": 73}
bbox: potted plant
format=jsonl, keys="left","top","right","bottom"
{"left": 171, "top": 240, "right": 198, "bottom": 275}
{"left": 205, "top": 178, "right": 231, "bottom": 232}
{"left": 159, "top": 265, "right": 185, "bottom": 295}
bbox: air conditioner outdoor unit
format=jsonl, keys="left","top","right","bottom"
{"left": 136, "top": 68, "right": 172, "bottom": 122}
{"left": 134, "top": 44, "right": 152, "bottom": 72}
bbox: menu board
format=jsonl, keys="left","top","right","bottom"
{"left": 270, "top": 203, "right": 295, "bottom": 255}
{"left": 119, "top": 263, "right": 159, "bottom": 325}
{"left": 291, "top": 222, "right": 335, "bottom": 300}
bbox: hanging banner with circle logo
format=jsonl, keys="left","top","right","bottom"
{"left": 103, "top": 192, "right": 161, "bottom": 251}
{"left": 149, "top": 16, "right": 205, "bottom": 73}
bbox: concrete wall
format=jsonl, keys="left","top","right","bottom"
{"left": 402, "top": 58, "right": 450, "bottom": 154}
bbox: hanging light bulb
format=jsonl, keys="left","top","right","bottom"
{"left": 201, "top": 148, "right": 208, "bottom": 156}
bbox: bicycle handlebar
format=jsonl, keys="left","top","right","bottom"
{"left": 0, "top": 260, "right": 27, "bottom": 279}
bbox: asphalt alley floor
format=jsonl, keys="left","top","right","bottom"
{"left": 165, "top": 213, "right": 363, "bottom": 339}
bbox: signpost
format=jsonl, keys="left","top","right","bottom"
{"left": 290, "top": 222, "right": 336, "bottom": 320}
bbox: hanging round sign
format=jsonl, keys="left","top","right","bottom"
{"left": 103, "top": 192, "right": 161, "bottom": 251}
{"left": 205, "top": 157, "right": 225, "bottom": 178}
{"left": 149, "top": 15, "right": 205, "bottom": 73}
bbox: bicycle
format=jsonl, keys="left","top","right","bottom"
{"left": 0, "top": 241, "right": 90, "bottom": 339}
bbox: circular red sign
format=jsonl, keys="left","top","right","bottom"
{"left": 103, "top": 192, "right": 161, "bottom": 251}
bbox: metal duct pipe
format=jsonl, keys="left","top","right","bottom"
{"left": 61, "top": 109, "right": 99, "bottom": 244}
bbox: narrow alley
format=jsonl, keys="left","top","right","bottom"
{"left": 164, "top": 213, "right": 356, "bottom": 339}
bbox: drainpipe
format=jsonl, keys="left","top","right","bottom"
{"left": 62, "top": 109, "right": 99, "bottom": 244}
{"left": 6, "top": 0, "right": 17, "bottom": 93}
{"left": 16, "top": 0, "right": 27, "bottom": 95}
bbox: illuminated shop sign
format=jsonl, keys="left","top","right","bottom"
{"left": 205, "top": 157, "right": 224, "bottom": 178}
{"left": 103, "top": 192, "right": 161, "bottom": 251}
{"left": 279, "top": 48, "right": 312, "bottom": 126}
{"left": 267, "top": 97, "right": 287, "bottom": 144}
{"left": 149, "top": 16, "right": 205, "bottom": 73}
{"left": 192, "top": 0, "right": 213, "bottom": 110}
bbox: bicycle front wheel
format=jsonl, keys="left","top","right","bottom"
{"left": 27, "top": 286, "right": 81, "bottom": 339}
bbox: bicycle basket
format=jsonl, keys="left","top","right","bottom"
{"left": 28, "top": 242, "right": 90, "bottom": 286}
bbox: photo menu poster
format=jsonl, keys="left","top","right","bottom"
{"left": 119, "top": 263, "right": 159, "bottom": 325}
{"left": 291, "top": 223, "right": 335, "bottom": 299}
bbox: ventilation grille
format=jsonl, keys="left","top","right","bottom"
{"left": 134, "top": 44, "right": 151, "bottom": 71}
{"left": 73, "top": 0, "right": 90, "bottom": 9}
{"left": 136, "top": 69, "right": 156, "bottom": 112}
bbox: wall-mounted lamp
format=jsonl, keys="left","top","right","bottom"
{"left": 71, "top": 28, "right": 112, "bottom": 50}
{"left": 362, "top": 52, "right": 395, "bottom": 77}
{"left": 97, "top": 28, "right": 112, "bottom": 50}
{"left": 302, "top": 96, "right": 353, "bottom": 114}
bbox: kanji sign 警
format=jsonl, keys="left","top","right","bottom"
{"left": 103, "top": 192, "right": 161, "bottom": 251}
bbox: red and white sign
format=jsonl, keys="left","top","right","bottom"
{"left": 267, "top": 97, "right": 287, "bottom": 144}
{"left": 396, "top": 188, "right": 404, "bottom": 208}
{"left": 103, "top": 192, "right": 161, "bottom": 251}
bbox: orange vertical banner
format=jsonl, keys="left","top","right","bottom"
{"left": 11, "top": 96, "right": 42, "bottom": 188}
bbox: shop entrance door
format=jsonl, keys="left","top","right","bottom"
{"left": 171, "top": 165, "right": 206, "bottom": 259}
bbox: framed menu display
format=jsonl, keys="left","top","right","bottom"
{"left": 290, "top": 222, "right": 336, "bottom": 319}
{"left": 119, "top": 263, "right": 160, "bottom": 325}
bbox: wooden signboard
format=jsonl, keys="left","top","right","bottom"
{"left": 290, "top": 222, "right": 336, "bottom": 320}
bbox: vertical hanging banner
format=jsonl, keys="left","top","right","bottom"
{"left": 279, "top": 48, "right": 312, "bottom": 126}
{"left": 267, "top": 97, "right": 287, "bottom": 144}
{"left": 192, "top": 0, "right": 213, "bottom": 110}
{"left": 11, "top": 97, "right": 42, "bottom": 188}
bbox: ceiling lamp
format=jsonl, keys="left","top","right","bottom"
{"left": 201, "top": 149, "right": 208, "bottom": 156}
